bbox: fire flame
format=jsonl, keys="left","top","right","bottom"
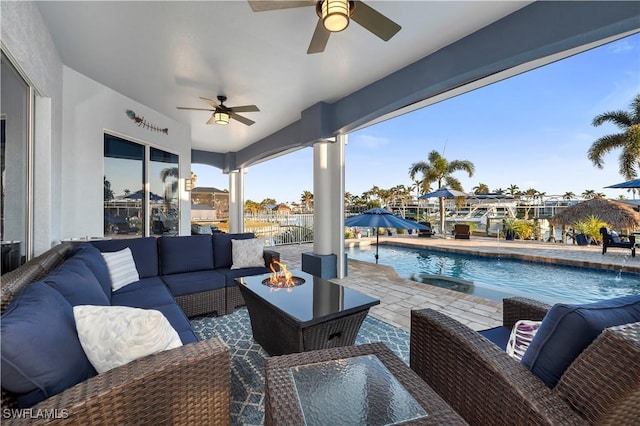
{"left": 269, "top": 260, "right": 296, "bottom": 287}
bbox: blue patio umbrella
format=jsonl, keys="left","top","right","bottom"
{"left": 345, "top": 208, "right": 428, "bottom": 263}
{"left": 605, "top": 178, "right": 640, "bottom": 189}
{"left": 419, "top": 187, "right": 470, "bottom": 236}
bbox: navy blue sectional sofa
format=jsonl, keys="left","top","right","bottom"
{"left": 1, "top": 233, "right": 278, "bottom": 421}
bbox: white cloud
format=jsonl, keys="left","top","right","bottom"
{"left": 609, "top": 39, "right": 636, "bottom": 54}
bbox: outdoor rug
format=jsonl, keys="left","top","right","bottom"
{"left": 191, "top": 308, "right": 410, "bottom": 426}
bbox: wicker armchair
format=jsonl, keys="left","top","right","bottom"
{"left": 410, "top": 297, "right": 640, "bottom": 425}
{"left": 1, "top": 244, "right": 231, "bottom": 425}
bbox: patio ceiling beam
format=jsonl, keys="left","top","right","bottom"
{"left": 200, "top": 1, "right": 640, "bottom": 172}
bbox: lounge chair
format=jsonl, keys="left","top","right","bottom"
{"left": 453, "top": 224, "right": 470, "bottom": 239}
{"left": 410, "top": 296, "right": 640, "bottom": 425}
{"left": 599, "top": 226, "right": 636, "bottom": 257}
{"left": 418, "top": 222, "right": 434, "bottom": 238}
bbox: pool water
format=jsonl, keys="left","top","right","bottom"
{"left": 346, "top": 245, "right": 640, "bottom": 304}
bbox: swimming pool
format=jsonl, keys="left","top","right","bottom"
{"left": 345, "top": 245, "right": 640, "bottom": 304}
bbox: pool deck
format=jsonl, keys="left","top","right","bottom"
{"left": 275, "top": 235, "right": 639, "bottom": 332}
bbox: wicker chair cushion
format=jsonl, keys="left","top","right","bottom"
{"left": 477, "top": 326, "right": 511, "bottom": 351}
{"left": 68, "top": 243, "right": 112, "bottom": 300}
{"left": 43, "top": 257, "right": 110, "bottom": 306}
{"left": 111, "top": 284, "right": 177, "bottom": 309}
{"left": 101, "top": 247, "right": 140, "bottom": 291}
{"left": 152, "top": 303, "right": 199, "bottom": 344}
{"left": 522, "top": 295, "right": 640, "bottom": 388}
{"left": 231, "top": 238, "right": 265, "bottom": 269}
{"left": 158, "top": 235, "right": 214, "bottom": 275}
{"left": 1, "top": 282, "right": 97, "bottom": 407}
{"left": 73, "top": 305, "right": 182, "bottom": 373}
{"left": 212, "top": 232, "right": 255, "bottom": 268}
{"left": 91, "top": 237, "right": 159, "bottom": 278}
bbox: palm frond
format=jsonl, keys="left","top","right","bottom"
{"left": 592, "top": 111, "right": 633, "bottom": 128}
{"left": 588, "top": 134, "right": 627, "bottom": 168}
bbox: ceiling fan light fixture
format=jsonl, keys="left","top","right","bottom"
{"left": 321, "top": 0, "right": 350, "bottom": 32}
{"left": 214, "top": 110, "right": 230, "bottom": 125}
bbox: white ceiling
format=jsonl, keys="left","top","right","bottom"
{"left": 36, "top": 1, "right": 531, "bottom": 154}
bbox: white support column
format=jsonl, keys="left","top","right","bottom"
{"left": 304, "top": 136, "right": 346, "bottom": 278}
{"left": 228, "top": 168, "right": 245, "bottom": 234}
{"left": 313, "top": 142, "right": 332, "bottom": 255}
{"left": 330, "top": 134, "right": 346, "bottom": 278}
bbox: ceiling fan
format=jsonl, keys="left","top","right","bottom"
{"left": 248, "top": 0, "right": 401, "bottom": 54}
{"left": 176, "top": 96, "right": 260, "bottom": 126}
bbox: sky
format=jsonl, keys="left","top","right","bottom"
{"left": 192, "top": 33, "right": 640, "bottom": 205}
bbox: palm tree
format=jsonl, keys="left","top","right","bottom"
{"left": 507, "top": 184, "right": 520, "bottom": 197}
{"left": 300, "top": 190, "right": 313, "bottom": 212}
{"left": 588, "top": 94, "right": 640, "bottom": 180}
{"left": 409, "top": 150, "right": 474, "bottom": 235}
{"left": 104, "top": 176, "right": 114, "bottom": 201}
{"left": 472, "top": 183, "right": 490, "bottom": 194}
{"left": 562, "top": 191, "right": 575, "bottom": 200}
{"left": 582, "top": 189, "right": 597, "bottom": 199}
{"left": 160, "top": 167, "right": 179, "bottom": 213}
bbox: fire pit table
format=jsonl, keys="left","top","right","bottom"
{"left": 236, "top": 270, "right": 380, "bottom": 356}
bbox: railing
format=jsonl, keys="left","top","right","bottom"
{"left": 244, "top": 213, "right": 314, "bottom": 246}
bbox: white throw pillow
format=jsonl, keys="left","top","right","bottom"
{"left": 506, "top": 320, "right": 542, "bottom": 361}
{"left": 231, "top": 238, "right": 265, "bottom": 269}
{"left": 73, "top": 305, "right": 182, "bottom": 373}
{"left": 101, "top": 247, "right": 140, "bottom": 291}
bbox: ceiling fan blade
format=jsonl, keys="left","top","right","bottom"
{"left": 229, "top": 105, "right": 260, "bottom": 113}
{"left": 176, "top": 107, "right": 214, "bottom": 111}
{"left": 307, "top": 19, "right": 330, "bottom": 54}
{"left": 230, "top": 113, "right": 256, "bottom": 126}
{"left": 248, "top": 1, "right": 315, "bottom": 12}
{"left": 351, "top": 1, "right": 401, "bottom": 41}
{"left": 205, "top": 114, "right": 217, "bottom": 125}
{"left": 199, "top": 97, "right": 220, "bottom": 109}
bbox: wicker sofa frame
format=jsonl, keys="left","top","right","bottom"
{"left": 410, "top": 297, "right": 640, "bottom": 425}
{"left": 1, "top": 243, "right": 231, "bottom": 425}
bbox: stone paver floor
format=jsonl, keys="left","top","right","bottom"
{"left": 275, "top": 235, "right": 639, "bottom": 331}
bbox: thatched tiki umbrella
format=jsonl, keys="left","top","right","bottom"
{"left": 550, "top": 198, "right": 640, "bottom": 231}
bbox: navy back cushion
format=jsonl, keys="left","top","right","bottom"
{"left": 158, "top": 235, "right": 214, "bottom": 275}
{"left": 1, "top": 282, "right": 97, "bottom": 407}
{"left": 91, "top": 237, "right": 159, "bottom": 278}
{"left": 67, "top": 243, "right": 112, "bottom": 300}
{"left": 43, "top": 257, "right": 110, "bottom": 306}
{"left": 212, "top": 232, "right": 254, "bottom": 269}
{"left": 521, "top": 295, "right": 640, "bottom": 388}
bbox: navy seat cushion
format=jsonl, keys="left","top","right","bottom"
{"left": 111, "top": 276, "right": 167, "bottom": 294}
{"left": 478, "top": 326, "right": 511, "bottom": 351}
{"left": 212, "top": 232, "right": 255, "bottom": 269}
{"left": 67, "top": 243, "right": 111, "bottom": 300}
{"left": 42, "top": 258, "right": 110, "bottom": 306}
{"left": 216, "top": 266, "right": 271, "bottom": 287}
{"left": 161, "top": 270, "right": 226, "bottom": 297}
{"left": 158, "top": 235, "right": 214, "bottom": 275}
{"left": 521, "top": 295, "right": 640, "bottom": 388}
{"left": 91, "top": 237, "right": 159, "bottom": 278}
{"left": 153, "top": 303, "right": 198, "bottom": 344}
{"left": 111, "top": 285, "right": 176, "bottom": 310}
{"left": 1, "top": 282, "right": 97, "bottom": 408}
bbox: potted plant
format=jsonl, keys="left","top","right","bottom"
{"left": 503, "top": 218, "right": 517, "bottom": 240}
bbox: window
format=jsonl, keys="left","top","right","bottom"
{"left": 103, "top": 134, "right": 179, "bottom": 238}
{"left": 1, "top": 51, "right": 32, "bottom": 273}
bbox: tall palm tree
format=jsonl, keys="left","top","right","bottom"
{"left": 588, "top": 94, "right": 640, "bottom": 180}
{"left": 409, "top": 150, "right": 474, "bottom": 235}
{"left": 562, "top": 191, "right": 575, "bottom": 200}
{"left": 104, "top": 176, "right": 114, "bottom": 201}
{"left": 507, "top": 184, "right": 520, "bottom": 197}
{"left": 160, "top": 167, "right": 179, "bottom": 213}
{"left": 582, "top": 189, "right": 597, "bottom": 199}
{"left": 472, "top": 183, "right": 490, "bottom": 194}
{"left": 300, "top": 190, "right": 313, "bottom": 212}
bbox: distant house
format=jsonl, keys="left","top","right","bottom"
{"left": 191, "top": 204, "right": 216, "bottom": 221}
{"left": 191, "top": 187, "right": 229, "bottom": 218}
{"left": 275, "top": 203, "right": 292, "bottom": 213}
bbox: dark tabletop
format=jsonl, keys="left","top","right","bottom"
{"left": 236, "top": 270, "right": 380, "bottom": 327}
